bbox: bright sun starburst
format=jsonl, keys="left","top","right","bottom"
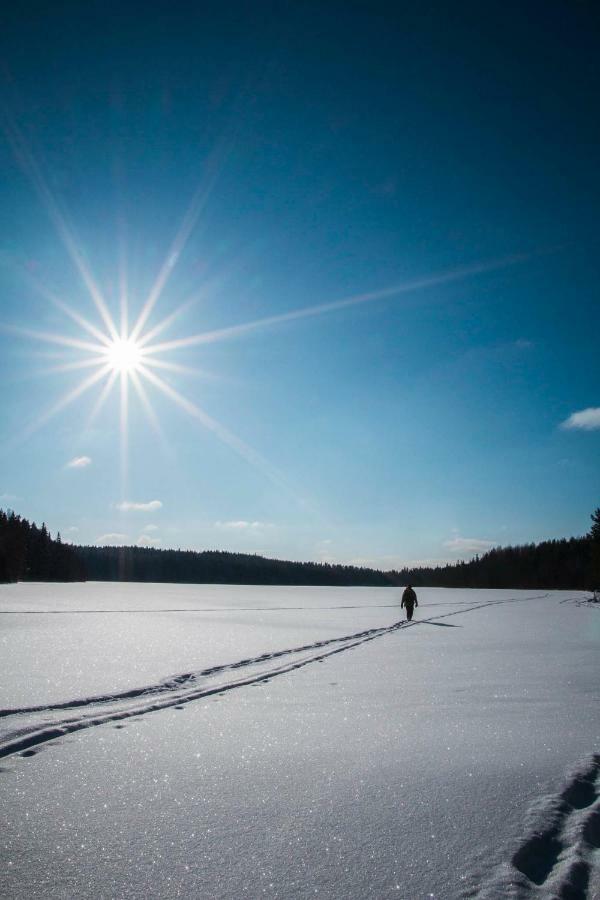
{"left": 105, "top": 338, "right": 143, "bottom": 373}
{"left": 2, "top": 107, "right": 524, "bottom": 503}
{"left": 8, "top": 212, "right": 302, "bottom": 499}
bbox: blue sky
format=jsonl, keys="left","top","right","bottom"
{"left": 0, "top": 1, "right": 598, "bottom": 568}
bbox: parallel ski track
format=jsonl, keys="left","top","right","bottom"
{"left": 0, "top": 600, "right": 517, "bottom": 613}
{"left": 0, "top": 594, "right": 548, "bottom": 761}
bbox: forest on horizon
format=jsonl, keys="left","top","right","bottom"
{"left": 0, "top": 507, "right": 599, "bottom": 591}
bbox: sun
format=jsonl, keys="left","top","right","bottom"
{"left": 4, "top": 107, "right": 529, "bottom": 508}
{"left": 105, "top": 337, "right": 143, "bottom": 373}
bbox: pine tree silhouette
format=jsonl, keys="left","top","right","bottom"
{"left": 589, "top": 508, "right": 600, "bottom": 593}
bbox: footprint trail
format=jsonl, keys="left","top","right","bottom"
{"left": 475, "top": 754, "right": 600, "bottom": 899}
{"left": 0, "top": 595, "right": 546, "bottom": 762}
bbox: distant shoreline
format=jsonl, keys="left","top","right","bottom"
{"left": 1, "top": 507, "right": 593, "bottom": 590}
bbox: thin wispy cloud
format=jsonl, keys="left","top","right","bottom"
{"left": 560, "top": 407, "right": 600, "bottom": 431}
{"left": 137, "top": 534, "right": 161, "bottom": 547}
{"left": 116, "top": 500, "right": 163, "bottom": 512}
{"left": 399, "top": 557, "right": 455, "bottom": 569}
{"left": 65, "top": 526, "right": 79, "bottom": 533}
{"left": 66, "top": 455, "right": 92, "bottom": 469}
{"left": 0, "top": 492, "right": 21, "bottom": 502}
{"left": 315, "top": 539, "right": 334, "bottom": 562}
{"left": 443, "top": 537, "right": 495, "bottom": 554}
{"left": 349, "top": 555, "right": 456, "bottom": 570}
{"left": 142, "top": 524, "right": 159, "bottom": 533}
{"left": 347, "top": 554, "right": 403, "bottom": 570}
{"left": 96, "top": 532, "right": 129, "bottom": 544}
{"left": 344, "top": 554, "right": 455, "bottom": 572}
{"left": 215, "top": 520, "right": 272, "bottom": 530}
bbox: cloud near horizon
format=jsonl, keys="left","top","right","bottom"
{"left": 400, "top": 557, "right": 455, "bottom": 569}
{"left": 137, "top": 534, "right": 161, "bottom": 547}
{"left": 96, "top": 532, "right": 129, "bottom": 544}
{"left": 116, "top": 500, "right": 163, "bottom": 512}
{"left": 215, "top": 520, "right": 272, "bottom": 530}
{"left": 66, "top": 456, "right": 92, "bottom": 469}
{"left": 347, "top": 554, "right": 459, "bottom": 571}
{"left": 560, "top": 407, "right": 600, "bottom": 431}
{"left": 443, "top": 537, "right": 496, "bottom": 554}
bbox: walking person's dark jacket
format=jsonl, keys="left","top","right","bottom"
{"left": 401, "top": 585, "right": 418, "bottom": 620}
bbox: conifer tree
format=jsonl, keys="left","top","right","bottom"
{"left": 589, "top": 507, "right": 600, "bottom": 592}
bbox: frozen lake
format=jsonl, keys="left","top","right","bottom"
{"left": 1, "top": 583, "right": 599, "bottom": 898}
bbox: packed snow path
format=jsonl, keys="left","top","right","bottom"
{"left": 0, "top": 595, "right": 542, "bottom": 761}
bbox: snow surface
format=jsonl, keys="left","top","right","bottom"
{"left": 1, "top": 584, "right": 599, "bottom": 899}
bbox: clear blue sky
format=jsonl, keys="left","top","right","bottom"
{"left": 1, "top": 1, "right": 598, "bottom": 569}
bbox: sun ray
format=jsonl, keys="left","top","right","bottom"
{"left": 1, "top": 112, "right": 119, "bottom": 341}
{"left": 18, "top": 364, "right": 112, "bottom": 444}
{"left": 134, "top": 257, "right": 245, "bottom": 350}
{"left": 120, "top": 371, "right": 129, "bottom": 496}
{"left": 130, "top": 369, "right": 166, "bottom": 443}
{"left": 86, "top": 368, "right": 119, "bottom": 428}
{"left": 137, "top": 364, "right": 300, "bottom": 499}
{"left": 2, "top": 323, "right": 108, "bottom": 356}
{"left": 128, "top": 215, "right": 196, "bottom": 343}
{"left": 129, "top": 138, "right": 233, "bottom": 343}
{"left": 135, "top": 294, "right": 202, "bottom": 348}
{"left": 21, "top": 348, "right": 70, "bottom": 361}
{"left": 15, "top": 268, "right": 113, "bottom": 347}
{"left": 39, "top": 357, "right": 113, "bottom": 376}
{"left": 140, "top": 356, "right": 221, "bottom": 379}
{"left": 142, "top": 252, "right": 530, "bottom": 355}
{"left": 3, "top": 117, "right": 542, "bottom": 518}
{"left": 135, "top": 243, "right": 263, "bottom": 349}
{"left": 48, "top": 296, "right": 114, "bottom": 348}
{"left": 117, "top": 218, "right": 128, "bottom": 340}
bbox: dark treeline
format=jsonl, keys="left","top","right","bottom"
{"left": 0, "top": 509, "right": 85, "bottom": 582}
{"left": 60, "top": 535, "right": 598, "bottom": 589}
{"left": 1, "top": 507, "right": 599, "bottom": 589}
{"left": 391, "top": 537, "right": 591, "bottom": 590}
{"left": 76, "top": 544, "right": 391, "bottom": 586}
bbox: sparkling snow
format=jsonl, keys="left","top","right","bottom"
{"left": 1, "top": 584, "right": 598, "bottom": 898}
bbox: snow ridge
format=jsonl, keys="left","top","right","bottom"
{"left": 474, "top": 754, "right": 600, "bottom": 898}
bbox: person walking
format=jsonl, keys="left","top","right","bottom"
{"left": 401, "top": 584, "right": 418, "bottom": 621}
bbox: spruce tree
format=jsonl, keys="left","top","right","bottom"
{"left": 589, "top": 508, "right": 600, "bottom": 593}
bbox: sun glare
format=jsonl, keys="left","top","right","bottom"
{"left": 105, "top": 338, "right": 142, "bottom": 373}
{"left": 5, "top": 101, "right": 533, "bottom": 507}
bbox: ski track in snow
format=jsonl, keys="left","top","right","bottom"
{"left": 473, "top": 754, "right": 600, "bottom": 900}
{"left": 0, "top": 600, "right": 503, "bottom": 613}
{"left": 0, "top": 595, "right": 547, "bottom": 762}
{"left": 560, "top": 597, "right": 600, "bottom": 611}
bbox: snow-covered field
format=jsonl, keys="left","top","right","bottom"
{"left": 1, "top": 583, "right": 598, "bottom": 899}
